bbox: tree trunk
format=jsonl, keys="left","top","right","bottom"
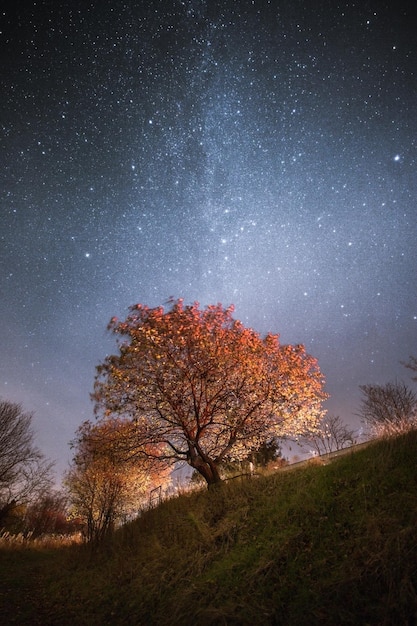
{"left": 187, "top": 441, "right": 223, "bottom": 487}
{"left": 188, "top": 456, "right": 222, "bottom": 488}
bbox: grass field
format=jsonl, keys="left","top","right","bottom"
{"left": 1, "top": 431, "right": 417, "bottom": 625}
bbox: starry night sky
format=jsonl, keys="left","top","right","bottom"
{"left": 1, "top": 0, "right": 416, "bottom": 478}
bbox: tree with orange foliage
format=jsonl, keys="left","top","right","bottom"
{"left": 93, "top": 299, "right": 327, "bottom": 487}
{"left": 65, "top": 419, "right": 170, "bottom": 542}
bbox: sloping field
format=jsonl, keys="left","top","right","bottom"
{"left": 1, "top": 431, "right": 417, "bottom": 625}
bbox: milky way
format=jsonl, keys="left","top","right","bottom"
{"left": 1, "top": 1, "right": 416, "bottom": 477}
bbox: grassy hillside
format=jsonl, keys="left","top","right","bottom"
{"left": 2, "top": 431, "right": 417, "bottom": 625}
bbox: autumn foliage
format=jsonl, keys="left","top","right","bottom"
{"left": 65, "top": 419, "right": 170, "bottom": 541}
{"left": 93, "top": 299, "right": 327, "bottom": 486}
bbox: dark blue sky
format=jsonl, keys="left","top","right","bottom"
{"left": 1, "top": 0, "right": 416, "bottom": 479}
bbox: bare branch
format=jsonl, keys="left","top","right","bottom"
{"left": 298, "top": 414, "right": 357, "bottom": 455}
{"left": 358, "top": 381, "right": 417, "bottom": 437}
{"left": 0, "top": 399, "right": 54, "bottom": 524}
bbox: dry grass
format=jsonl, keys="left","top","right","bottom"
{"left": 0, "top": 530, "right": 82, "bottom": 550}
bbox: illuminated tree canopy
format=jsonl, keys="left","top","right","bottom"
{"left": 93, "top": 299, "right": 327, "bottom": 486}
{"left": 65, "top": 418, "right": 169, "bottom": 541}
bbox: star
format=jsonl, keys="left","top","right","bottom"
{"left": 0, "top": 0, "right": 415, "bottom": 482}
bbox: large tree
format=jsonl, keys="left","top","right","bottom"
{"left": 0, "top": 399, "right": 53, "bottom": 526}
{"left": 358, "top": 381, "right": 417, "bottom": 437}
{"left": 93, "top": 300, "right": 327, "bottom": 487}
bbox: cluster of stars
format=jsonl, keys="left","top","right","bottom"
{"left": 0, "top": 1, "right": 416, "bottom": 476}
